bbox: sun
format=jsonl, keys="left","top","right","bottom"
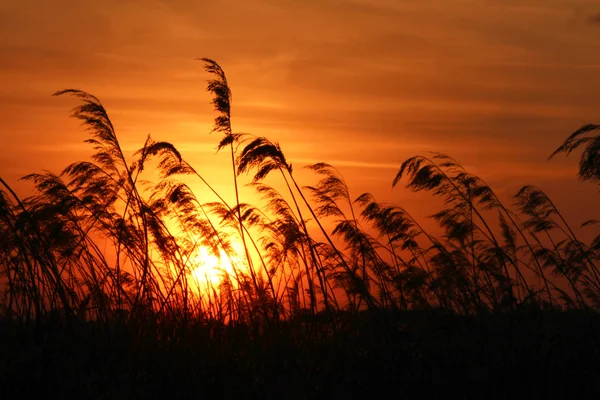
{"left": 188, "top": 244, "right": 241, "bottom": 293}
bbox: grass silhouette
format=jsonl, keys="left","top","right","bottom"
{"left": 1, "top": 59, "right": 600, "bottom": 398}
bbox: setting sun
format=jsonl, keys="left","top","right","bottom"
{"left": 189, "top": 246, "right": 238, "bottom": 292}
{"left": 188, "top": 244, "right": 246, "bottom": 293}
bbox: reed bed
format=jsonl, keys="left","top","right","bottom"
{"left": 1, "top": 60, "right": 599, "bottom": 398}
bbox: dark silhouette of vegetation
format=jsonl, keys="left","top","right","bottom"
{"left": 1, "top": 59, "right": 600, "bottom": 398}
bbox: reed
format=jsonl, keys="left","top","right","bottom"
{"left": 0, "top": 58, "right": 599, "bottom": 397}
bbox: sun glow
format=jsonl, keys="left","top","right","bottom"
{"left": 188, "top": 245, "right": 241, "bottom": 293}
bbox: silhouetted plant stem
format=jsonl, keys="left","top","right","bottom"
{"left": 279, "top": 171, "right": 324, "bottom": 313}
{"left": 290, "top": 177, "right": 378, "bottom": 310}
{"left": 0, "top": 176, "right": 74, "bottom": 321}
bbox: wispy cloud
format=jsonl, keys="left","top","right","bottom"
{"left": 0, "top": 0, "right": 598, "bottom": 222}
{"left": 292, "top": 158, "right": 400, "bottom": 170}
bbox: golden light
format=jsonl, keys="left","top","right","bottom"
{"left": 188, "top": 244, "right": 242, "bottom": 293}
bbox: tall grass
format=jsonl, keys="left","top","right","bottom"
{"left": 0, "top": 59, "right": 599, "bottom": 333}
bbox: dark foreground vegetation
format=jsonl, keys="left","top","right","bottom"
{"left": 3, "top": 308, "right": 600, "bottom": 399}
{"left": 1, "top": 59, "right": 600, "bottom": 398}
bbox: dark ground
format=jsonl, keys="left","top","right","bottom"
{"left": 2, "top": 308, "right": 599, "bottom": 399}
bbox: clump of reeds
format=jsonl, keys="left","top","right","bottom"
{"left": 0, "top": 59, "right": 598, "bottom": 335}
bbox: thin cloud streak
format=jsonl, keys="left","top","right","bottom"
{"left": 0, "top": 0, "right": 598, "bottom": 225}
{"left": 293, "top": 158, "right": 400, "bottom": 170}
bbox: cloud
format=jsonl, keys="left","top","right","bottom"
{"left": 589, "top": 13, "right": 600, "bottom": 25}
{"left": 1, "top": 0, "right": 599, "bottom": 222}
{"left": 291, "top": 158, "right": 399, "bottom": 170}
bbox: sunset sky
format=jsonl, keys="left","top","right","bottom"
{"left": 1, "top": 0, "right": 599, "bottom": 232}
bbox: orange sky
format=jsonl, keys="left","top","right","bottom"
{"left": 1, "top": 0, "right": 600, "bottom": 235}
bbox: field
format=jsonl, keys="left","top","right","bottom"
{"left": 1, "top": 60, "right": 600, "bottom": 398}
